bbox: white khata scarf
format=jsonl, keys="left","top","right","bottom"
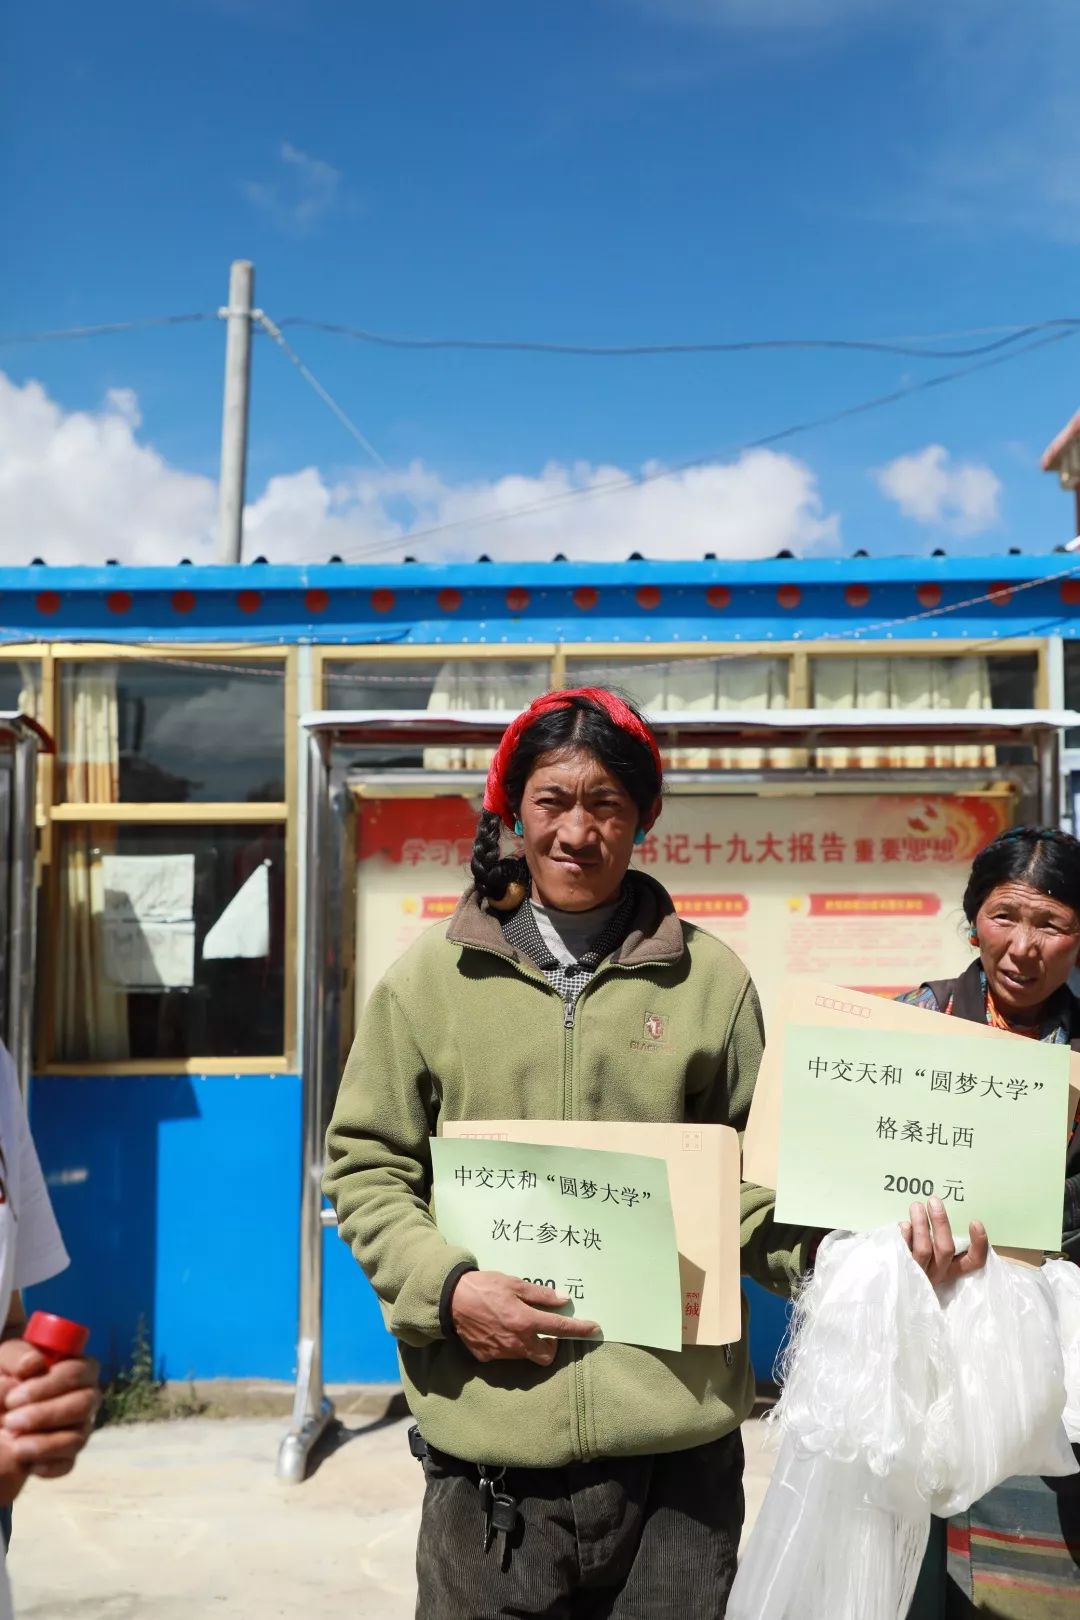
{"left": 729, "top": 1228, "right": 1080, "bottom": 1620}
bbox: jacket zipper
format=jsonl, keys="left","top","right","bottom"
{"left": 452, "top": 946, "right": 659, "bottom": 1467}
{"left": 557, "top": 968, "right": 655, "bottom": 1466}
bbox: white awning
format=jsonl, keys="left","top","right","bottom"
{"left": 300, "top": 707, "right": 1079, "bottom": 749}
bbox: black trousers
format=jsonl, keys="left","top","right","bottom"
{"left": 415, "top": 1431, "right": 745, "bottom": 1620}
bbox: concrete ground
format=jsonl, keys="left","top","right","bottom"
{"left": 9, "top": 1405, "right": 778, "bottom": 1619}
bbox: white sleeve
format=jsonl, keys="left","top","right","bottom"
{"left": 1, "top": 1049, "right": 69, "bottom": 1292}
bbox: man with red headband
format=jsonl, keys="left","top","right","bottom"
{"left": 324, "top": 688, "right": 815, "bottom": 1617}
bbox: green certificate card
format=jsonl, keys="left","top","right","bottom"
{"left": 774, "top": 1023, "right": 1071, "bottom": 1251}
{"left": 430, "top": 1137, "right": 683, "bottom": 1352}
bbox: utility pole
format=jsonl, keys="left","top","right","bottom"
{"left": 217, "top": 260, "right": 255, "bottom": 565}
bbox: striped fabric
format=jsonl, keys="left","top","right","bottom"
{"left": 946, "top": 1473, "right": 1080, "bottom": 1618}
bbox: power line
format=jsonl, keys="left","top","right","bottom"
{"left": 277, "top": 315, "right": 1080, "bottom": 362}
{"left": 334, "top": 325, "right": 1080, "bottom": 563}
{"left": 256, "top": 313, "right": 388, "bottom": 471}
{"left": 3, "top": 309, "right": 1079, "bottom": 363}
{"left": 0, "top": 313, "right": 218, "bottom": 347}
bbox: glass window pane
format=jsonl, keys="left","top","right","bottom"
{"left": 59, "top": 661, "right": 285, "bottom": 804}
{"left": 52, "top": 822, "right": 286, "bottom": 1062}
{"left": 0, "top": 661, "right": 42, "bottom": 720}
{"left": 325, "top": 657, "right": 551, "bottom": 710}
{"left": 987, "top": 653, "right": 1037, "bottom": 709}
{"left": 808, "top": 653, "right": 1038, "bottom": 769}
{"left": 1066, "top": 644, "right": 1080, "bottom": 748}
{"left": 564, "top": 654, "right": 791, "bottom": 769}
{"left": 564, "top": 654, "right": 789, "bottom": 713}
{"left": 326, "top": 657, "right": 551, "bottom": 770}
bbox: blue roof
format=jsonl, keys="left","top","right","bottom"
{"left": 0, "top": 555, "right": 1071, "bottom": 591}
{"left": 1, "top": 556, "right": 1077, "bottom": 647}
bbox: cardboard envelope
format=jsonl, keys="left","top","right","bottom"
{"left": 443, "top": 1119, "right": 741, "bottom": 1347}
{"left": 743, "top": 979, "right": 1080, "bottom": 1264}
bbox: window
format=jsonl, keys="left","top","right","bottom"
{"left": 59, "top": 659, "right": 285, "bottom": 803}
{"left": 809, "top": 653, "right": 1038, "bottom": 768}
{"left": 0, "top": 660, "right": 41, "bottom": 719}
{"left": 324, "top": 655, "right": 551, "bottom": 769}
{"left": 44, "top": 654, "right": 292, "bottom": 1071}
{"left": 564, "top": 654, "right": 792, "bottom": 768}
{"left": 52, "top": 823, "right": 286, "bottom": 1063}
{"left": 1064, "top": 643, "right": 1080, "bottom": 748}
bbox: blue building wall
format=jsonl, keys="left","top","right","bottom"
{"left": 27, "top": 1074, "right": 302, "bottom": 1380}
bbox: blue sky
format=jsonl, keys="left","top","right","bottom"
{"left": 3, "top": 0, "right": 1080, "bottom": 564}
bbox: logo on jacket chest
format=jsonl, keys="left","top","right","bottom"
{"left": 630, "top": 1011, "right": 676, "bottom": 1055}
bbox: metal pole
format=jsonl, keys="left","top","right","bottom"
{"left": 277, "top": 730, "right": 336, "bottom": 1482}
{"left": 1037, "top": 729, "right": 1061, "bottom": 826}
{"left": 8, "top": 733, "right": 40, "bottom": 1100}
{"left": 216, "top": 260, "right": 254, "bottom": 566}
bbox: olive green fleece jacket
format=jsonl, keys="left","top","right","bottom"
{"left": 323, "top": 871, "right": 813, "bottom": 1469}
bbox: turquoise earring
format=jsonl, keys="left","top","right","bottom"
{"left": 514, "top": 819, "right": 524, "bottom": 837}
{"left": 633, "top": 828, "right": 647, "bottom": 846}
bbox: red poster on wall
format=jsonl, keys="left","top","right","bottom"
{"left": 354, "top": 793, "right": 1012, "bottom": 1023}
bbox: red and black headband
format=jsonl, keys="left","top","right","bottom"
{"left": 483, "top": 688, "right": 663, "bottom": 831}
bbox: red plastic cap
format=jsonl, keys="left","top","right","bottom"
{"left": 24, "top": 1311, "right": 90, "bottom": 1362}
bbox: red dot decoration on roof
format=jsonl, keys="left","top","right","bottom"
{"left": 107, "top": 591, "right": 132, "bottom": 615}
{"left": 845, "top": 584, "right": 870, "bottom": 609}
{"left": 370, "top": 589, "right": 395, "bottom": 614}
{"left": 572, "top": 586, "right": 599, "bottom": 611}
{"left": 987, "top": 580, "right": 1012, "bottom": 606}
{"left": 237, "top": 591, "right": 262, "bottom": 615}
{"left": 437, "top": 588, "right": 462, "bottom": 613}
{"left": 506, "top": 587, "right": 530, "bottom": 612}
{"left": 706, "top": 586, "right": 731, "bottom": 610}
{"left": 1060, "top": 579, "right": 1080, "bottom": 607}
{"left": 636, "top": 585, "right": 661, "bottom": 610}
{"left": 305, "top": 588, "right": 330, "bottom": 614}
{"left": 171, "top": 590, "right": 196, "bottom": 615}
{"left": 916, "top": 583, "right": 941, "bottom": 609}
{"left": 35, "top": 591, "right": 60, "bottom": 616}
{"left": 777, "top": 585, "right": 801, "bottom": 610}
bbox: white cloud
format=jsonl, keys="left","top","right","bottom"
{"left": 241, "top": 142, "right": 342, "bottom": 234}
{"left": 0, "top": 370, "right": 841, "bottom": 566}
{"left": 872, "top": 445, "right": 1002, "bottom": 537}
{"left": 0, "top": 374, "right": 217, "bottom": 564}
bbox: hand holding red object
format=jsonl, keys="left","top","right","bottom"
{"left": 23, "top": 1312, "right": 90, "bottom": 1366}
{"left": 2, "top": 1312, "right": 99, "bottom": 1482}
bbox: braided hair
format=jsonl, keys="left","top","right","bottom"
{"left": 963, "top": 825, "right": 1080, "bottom": 924}
{"left": 470, "top": 691, "right": 661, "bottom": 907}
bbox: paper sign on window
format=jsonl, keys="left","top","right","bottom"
{"left": 100, "top": 854, "right": 195, "bottom": 991}
{"left": 202, "top": 861, "right": 271, "bottom": 960}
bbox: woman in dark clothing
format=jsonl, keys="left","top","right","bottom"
{"left": 902, "top": 826, "right": 1080, "bottom": 1620}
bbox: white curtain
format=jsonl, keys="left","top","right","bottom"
{"left": 813, "top": 657, "right": 994, "bottom": 770}
{"left": 16, "top": 662, "right": 40, "bottom": 721}
{"left": 424, "top": 659, "right": 551, "bottom": 769}
{"left": 566, "top": 657, "right": 791, "bottom": 770}
{"left": 56, "top": 667, "right": 130, "bottom": 1061}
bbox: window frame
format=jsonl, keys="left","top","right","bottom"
{"left": 316, "top": 642, "right": 564, "bottom": 705}
{"left": 30, "top": 643, "right": 297, "bottom": 1077}
{"left": 317, "top": 638, "right": 1050, "bottom": 721}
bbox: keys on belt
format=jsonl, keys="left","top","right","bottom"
{"left": 478, "top": 1464, "right": 521, "bottom": 1565}
{"left": 410, "top": 1428, "right": 521, "bottom": 1567}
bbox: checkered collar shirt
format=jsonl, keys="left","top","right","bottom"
{"left": 498, "top": 884, "right": 638, "bottom": 1007}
